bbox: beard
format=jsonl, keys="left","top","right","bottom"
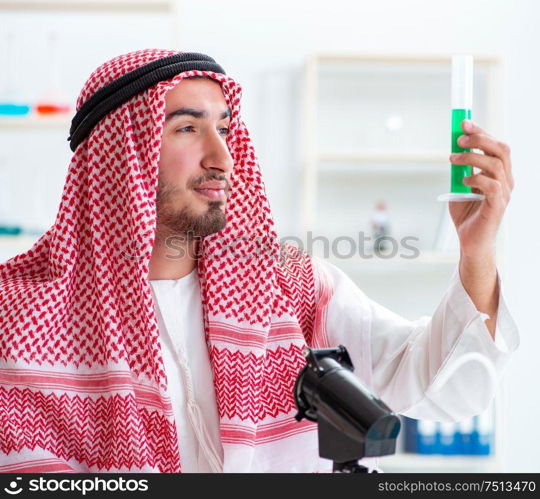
{"left": 155, "top": 178, "right": 227, "bottom": 241}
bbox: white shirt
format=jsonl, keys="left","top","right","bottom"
{"left": 150, "top": 257, "right": 519, "bottom": 473}
{"left": 150, "top": 267, "right": 223, "bottom": 472}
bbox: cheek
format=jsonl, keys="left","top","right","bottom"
{"left": 158, "top": 137, "right": 197, "bottom": 183}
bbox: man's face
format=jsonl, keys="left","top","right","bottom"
{"left": 156, "top": 77, "right": 233, "bottom": 240}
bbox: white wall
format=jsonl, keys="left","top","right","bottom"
{"left": 174, "top": 0, "right": 540, "bottom": 471}
{"left": 0, "top": 8, "right": 175, "bottom": 231}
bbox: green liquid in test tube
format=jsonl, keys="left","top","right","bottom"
{"left": 437, "top": 55, "right": 484, "bottom": 202}
{"left": 451, "top": 107, "right": 472, "bottom": 193}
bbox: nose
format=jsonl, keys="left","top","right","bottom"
{"left": 201, "top": 129, "right": 234, "bottom": 176}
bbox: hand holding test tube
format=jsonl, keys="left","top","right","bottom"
{"left": 436, "top": 55, "right": 514, "bottom": 262}
{"left": 438, "top": 55, "right": 485, "bottom": 202}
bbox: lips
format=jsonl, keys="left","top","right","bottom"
{"left": 194, "top": 180, "right": 228, "bottom": 201}
{"left": 195, "top": 188, "right": 226, "bottom": 202}
{"left": 196, "top": 180, "right": 226, "bottom": 190}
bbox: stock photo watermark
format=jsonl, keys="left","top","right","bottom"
{"left": 3, "top": 476, "right": 149, "bottom": 495}
{"left": 121, "top": 231, "right": 421, "bottom": 261}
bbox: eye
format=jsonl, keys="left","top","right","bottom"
{"left": 176, "top": 125, "right": 195, "bottom": 133}
{"left": 218, "top": 127, "right": 231, "bottom": 136}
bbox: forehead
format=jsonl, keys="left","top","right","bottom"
{"left": 164, "top": 77, "right": 228, "bottom": 110}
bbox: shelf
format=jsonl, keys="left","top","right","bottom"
{"left": 0, "top": 234, "right": 41, "bottom": 262}
{"left": 0, "top": 115, "right": 72, "bottom": 129}
{"left": 318, "top": 151, "right": 449, "bottom": 163}
{"left": 314, "top": 52, "right": 501, "bottom": 65}
{"left": 0, "top": 234, "right": 41, "bottom": 245}
{"left": 316, "top": 152, "right": 451, "bottom": 176}
{"left": 379, "top": 453, "right": 498, "bottom": 473}
{"left": 0, "top": 0, "right": 171, "bottom": 11}
{"left": 318, "top": 165, "right": 447, "bottom": 175}
{"left": 313, "top": 251, "right": 459, "bottom": 273}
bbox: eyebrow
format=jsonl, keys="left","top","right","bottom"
{"left": 165, "top": 106, "right": 231, "bottom": 123}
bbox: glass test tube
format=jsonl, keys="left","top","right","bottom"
{"left": 35, "top": 30, "right": 70, "bottom": 115}
{"left": 0, "top": 32, "right": 31, "bottom": 116}
{"left": 437, "top": 55, "right": 484, "bottom": 202}
{"left": 450, "top": 54, "right": 473, "bottom": 194}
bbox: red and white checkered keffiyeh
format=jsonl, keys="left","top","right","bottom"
{"left": 0, "top": 49, "right": 337, "bottom": 472}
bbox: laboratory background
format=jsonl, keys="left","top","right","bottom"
{"left": 0, "top": 0, "right": 538, "bottom": 473}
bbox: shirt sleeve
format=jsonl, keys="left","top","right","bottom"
{"left": 313, "top": 257, "right": 520, "bottom": 423}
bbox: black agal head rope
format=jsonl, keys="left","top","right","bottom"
{"left": 67, "top": 52, "right": 226, "bottom": 152}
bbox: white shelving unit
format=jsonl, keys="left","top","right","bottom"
{"left": 300, "top": 52, "right": 506, "bottom": 472}
{"left": 300, "top": 53, "right": 503, "bottom": 254}
{"left": 0, "top": 0, "right": 179, "bottom": 235}
{"left": 299, "top": 52, "right": 506, "bottom": 292}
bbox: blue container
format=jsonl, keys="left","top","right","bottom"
{"left": 0, "top": 102, "right": 31, "bottom": 115}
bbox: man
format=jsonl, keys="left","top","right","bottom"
{"left": 0, "top": 50, "right": 518, "bottom": 473}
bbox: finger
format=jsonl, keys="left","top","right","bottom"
{"left": 461, "top": 120, "right": 515, "bottom": 192}
{"left": 462, "top": 174, "right": 509, "bottom": 210}
{"left": 457, "top": 132, "right": 511, "bottom": 167}
{"left": 462, "top": 119, "right": 486, "bottom": 135}
{"left": 450, "top": 152, "right": 506, "bottom": 183}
